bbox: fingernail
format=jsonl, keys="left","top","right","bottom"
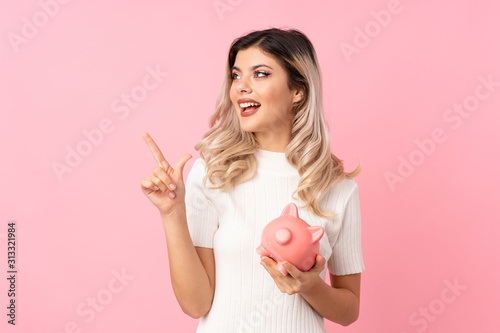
{"left": 154, "top": 185, "right": 159, "bottom": 190}
{"left": 169, "top": 184, "right": 176, "bottom": 190}
{"left": 169, "top": 192, "right": 175, "bottom": 198}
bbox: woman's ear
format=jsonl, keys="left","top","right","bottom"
{"left": 292, "top": 88, "right": 304, "bottom": 105}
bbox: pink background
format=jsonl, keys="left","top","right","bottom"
{"left": 1, "top": 0, "right": 499, "bottom": 332}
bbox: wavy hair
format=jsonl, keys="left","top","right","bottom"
{"left": 194, "top": 27, "right": 361, "bottom": 219}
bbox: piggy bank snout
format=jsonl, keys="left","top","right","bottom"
{"left": 275, "top": 228, "right": 292, "bottom": 245}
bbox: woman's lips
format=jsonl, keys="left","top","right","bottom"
{"left": 241, "top": 105, "right": 260, "bottom": 117}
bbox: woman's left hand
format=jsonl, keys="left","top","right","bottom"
{"left": 260, "top": 254, "right": 326, "bottom": 295}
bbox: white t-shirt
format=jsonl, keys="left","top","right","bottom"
{"left": 184, "top": 148, "right": 365, "bottom": 333}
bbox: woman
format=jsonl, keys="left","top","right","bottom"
{"left": 140, "top": 27, "right": 365, "bottom": 332}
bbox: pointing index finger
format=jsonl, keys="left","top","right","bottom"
{"left": 142, "top": 132, "right": 169, "bottom": 168}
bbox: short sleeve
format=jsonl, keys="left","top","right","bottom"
{"left": 184, "top": 158, "right": 219, "bottom": 248}
{"left": 327, "top": 181, "right": 365, "bottom": 276}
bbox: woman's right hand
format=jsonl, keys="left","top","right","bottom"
{"left": 140, "top": 132, "right": 192, "bottom": 216}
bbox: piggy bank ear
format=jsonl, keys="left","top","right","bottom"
{"left": 309, "top": 226, "right": 324, "bottom": 243}
{"left": 281, "top": 203, "right": 298, "bottom": 217}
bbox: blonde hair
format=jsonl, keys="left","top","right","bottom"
{"left": 194, "top": 27, "right": 361, "bottom": 219}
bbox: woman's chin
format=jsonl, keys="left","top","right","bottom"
{"left": 239, "top": 126, "right": 255, "bottom": 133}
{"left": 238, "top": 121, "right": 258, "bottom": 132}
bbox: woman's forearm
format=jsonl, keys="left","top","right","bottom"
{"left": 161, "top": 208, "right": 213, "bottom": 318}
{"left": 300, "top": 276, "right": 359, "bottom": 326}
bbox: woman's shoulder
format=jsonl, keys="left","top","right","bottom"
{"left": 189, "top": 156, "right": 208, "bottom": 173}
{"left": 185, "top": 157, "right": 207, "bottom": 185}
{"left": 328, "top": 177, "right": 359, "bottom": 202}
{"left": 188, "top": 157, "right": 218, "bottom": 186}
{"left": 332, "top": 176, "right": 358, "bottom": 191}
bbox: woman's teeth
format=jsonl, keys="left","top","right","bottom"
{"left": 239, "top": 102, "right": 261, "bottom": 108}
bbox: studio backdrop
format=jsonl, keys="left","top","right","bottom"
{"left": 1, "top": 0, "right": 499, "bottom": 332}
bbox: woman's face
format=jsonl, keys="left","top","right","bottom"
{"left": 229, "top": 46, "right": 303, "bottom": 150}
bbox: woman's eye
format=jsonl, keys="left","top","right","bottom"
{"left": 255, "top": 71, "right": 270, "bottom": 78}
{"left": 230, "top": 71, "right": 269, "bottom": 81}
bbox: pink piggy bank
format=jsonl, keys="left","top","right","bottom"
{"left": 256, "top": 202, "right": 324, "bottom": 276}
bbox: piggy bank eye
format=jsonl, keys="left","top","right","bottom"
{"left": 275, "top": 228, "right": 292, "bottom": 245}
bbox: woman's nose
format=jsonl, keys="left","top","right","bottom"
{"left": 234, "top": 74, "right": 252, "bottom": 93}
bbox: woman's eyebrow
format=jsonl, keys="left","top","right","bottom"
{"left": 231, "top": 64, "right": 273, "bottom": 71}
